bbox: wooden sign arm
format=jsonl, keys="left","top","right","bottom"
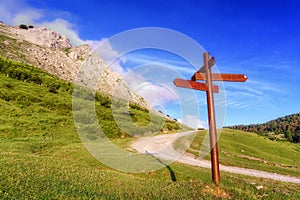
{"left": 193, "top": 73, "right": 248, "bottom": 82}
{"left": 191, "top": 56, "right": 215, "bottom": 80}
{"left": 173, "top": 78, "right": 219, "bottom": 93}
{"left": 198, "top": 56, "right": 215, "bottom": 72}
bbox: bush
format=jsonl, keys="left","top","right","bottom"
{"left": 28, "top": 25, "right": 34, "bottom": 29}
{"left": 48, "top": 86, "right": 58, "bottom": 93}
{"left": 292, "top": 132, "right": 300, "bottom": 143}
{"left": 95, "top": 92, "right": 111, "bottom": 108}
{"left": 19, "top": 24, "right": 28, "bottom": 30}
{"left": 0, "top": 90, "right": 14, "bottom": 101}
{"left": 129, "top": 102, "right": 149, "bottom": 113}
{"left": 3, "top": 83, "right": 14, "bottom": 89}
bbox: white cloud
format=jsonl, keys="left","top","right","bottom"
{"left": 0, "top": 0, "right": 93, "bottom": 46}
{"left": 92, "top": 38, "right": 127, "bottom": 74}
{"left": 0, "top": 0, "right": 21, "bottom": 24}
{"left": 85, "top": 40, "right": 102, "bottom": 49}
{"left": 224, "top": 99, "right": 250, "bottom": 109}
{"left": 134, "top": 82, "right": 178, "bottom": 106}
{"left": 0, "top": 0, "right": 41, "bottom": 25}
{"left": 124, "top": 71, "right": 146, "bottom": 87}
{"left": 180, "top": 115, "right": 207, "bottom": 129}
{"left": 39, "top": 18, "right": 84, "bottom": 46}
{"left": 13, "top": 8, "right": 43, "bottom": 25}
{"left": 198, "top": 120, "right": 208, "bottom": 129}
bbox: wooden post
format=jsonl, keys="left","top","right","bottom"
{"left": 204, "top": 52, "right": 220, "bottom": 186}
{"left": 173, "top": 51, "right": 247, "bottom": 186}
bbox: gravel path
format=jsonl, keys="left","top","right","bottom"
{"left": 131, "top": 131, "right": 300, "bottom": 184}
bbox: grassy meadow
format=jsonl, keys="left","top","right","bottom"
{"left": 0, "top": 57, "right": 300, "bottom": 199}
{"left": 175, "top": 129, "right": 300, "bottom": 177}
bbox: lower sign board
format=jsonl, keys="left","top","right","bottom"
{"left": 173, "top": 78, "right": 219, "bottom": 93}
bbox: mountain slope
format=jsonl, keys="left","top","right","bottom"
{"left": 0, "top": 22, "right": 149, "bottom": 109}
{"left": 226, "top": 113, "right": 300, "bottom": 143}
{"left": 0, "top": 56, "right": 182, "bottom": 139}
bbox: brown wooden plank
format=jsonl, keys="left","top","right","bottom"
{"left": 198, "top": 56, "right": 215, "bottom": 73}
{"left": 193, "top": 73, "right": 248, "bottom": 82}
{"left": 173, "top": 78, "right": 219, "bottom": 93}
{"left": 191, "top": 57, "right": 215, "bottom": 81}
{"left": 203, "top": 52, "right": 220, "bottom": 186}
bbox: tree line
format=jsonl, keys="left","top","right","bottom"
{"left": 226, "top": 113, "right": 300, "bottom": 143}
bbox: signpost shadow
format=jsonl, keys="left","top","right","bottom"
{"left": 146, "top": 151, "right": 177, "bottom": 182}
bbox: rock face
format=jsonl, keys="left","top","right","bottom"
{"left": 0, "top": 23, "right": 150, "bottom": 109}
{"left": 13, "top": 26, "right": 73, "bottom": 49}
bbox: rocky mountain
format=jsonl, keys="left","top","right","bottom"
{"left": 0, "top": 22, "right": 149, "bottom": 109}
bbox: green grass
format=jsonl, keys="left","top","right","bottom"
{"left": 1, "top": 139, "right": 300, "bottom": 199}
{"left": 176, "top": 129, "right": 300, "bottom": 177}
{"left": 0, "top": 56, "right": 183, "bottom": 139}
{"left": 0, "top": 57, "right": 299, "bottom": 199}
{"left": 0, "top": 30, "right": 30, "bottom": 63}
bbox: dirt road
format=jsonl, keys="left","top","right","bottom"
{"left": 131, "top": 131, "right": 300, "bottom": 184}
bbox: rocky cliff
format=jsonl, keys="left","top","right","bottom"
{"left": 0, "top": 22, "right": 149, "bottom": 109}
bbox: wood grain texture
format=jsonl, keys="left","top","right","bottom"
{"left": 193, "top": 73, "right": 248, "bottom": 82}
{"left": 173, "top": 78, "right": 219, "bottom": 93}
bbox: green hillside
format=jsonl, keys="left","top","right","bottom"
{"left": 226, "top": 113, "right": 300, "bottom": 143}
{"left": 175, "top": 129, "right": 300, "bottom": 177}
{"left": 1, "top": 57, "right": 300, "bottom": 199}
{"left": 0, "top": 56, "right": 182, "bottom": 141}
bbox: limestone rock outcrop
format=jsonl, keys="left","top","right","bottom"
{"left": 0, "top": 23, "right": 150, "bottom": 109}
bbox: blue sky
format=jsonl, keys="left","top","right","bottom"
{"left": 1, "top": 0, "right": 300, "bottom": 127}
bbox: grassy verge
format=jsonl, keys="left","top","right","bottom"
{"left": 175, "top": 129, "right": 300, "bottom": 177}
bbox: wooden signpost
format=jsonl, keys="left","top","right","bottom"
{"left": 173, "top": 52, "right": 247, "bottom": 186}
